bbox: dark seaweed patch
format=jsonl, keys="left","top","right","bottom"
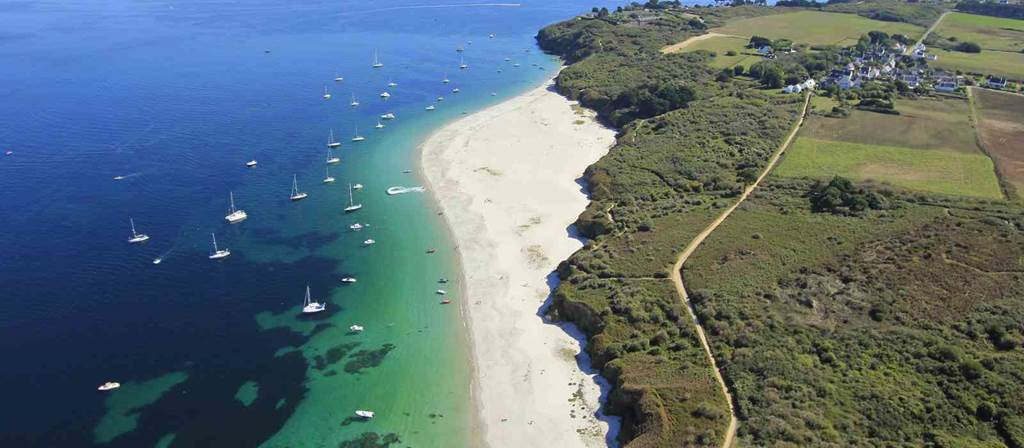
{"left": 343, "top": 344, "right": 396, "bottom": 374}
{"left": 313, "top": 342, "right": 361, "bottom": 371}
{"left": 337, "top": 432, "right": 401, "bottom": 448}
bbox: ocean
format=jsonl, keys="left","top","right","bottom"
{"left": 0, "top": 1, "right": 616, "bottom": 446}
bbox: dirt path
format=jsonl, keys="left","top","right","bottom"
{"left": 661, "top": 32, "right": 737, "bottom": 54}
{"left": 910, "top": 11, "right": 949, "bottom": 53}
{"left": 670, "top": 92, "right": 811, "bottom": 448}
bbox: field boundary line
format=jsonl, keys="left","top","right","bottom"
{"left": 966, "top": 86, "right": 1015, "bottom": 200}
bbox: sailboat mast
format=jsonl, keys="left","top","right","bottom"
{"left": 229, "top": 192, "right": 236, "bottom": 213}
{"left": 211, "top": 233, "right": 218, "bottom": 251}
{"left": 130, "top": 218, "right": 137, "bottom": 236}
{"left": 348, "top": 183, "right": 354, "bottom": 206}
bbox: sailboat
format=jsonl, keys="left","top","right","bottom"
{"left": 379, "top": 91, "right": 390, "bottom": 99}
{"left": 425, "top": 105, "right": 436, "bottom": 111}
{"left": 301, "top": 285, "right": 326, "bottom": 314}
{"left": 323, "top": 167, "right": 335, "bottom": 184}
{"left": 351, "top": 126, "right": 365, "bottom": 142}
{"left": 326, "top": 149, "right": 340, "bottom": 165}
{"left": 452, "top": 87, "right": 460, "bottom": 93}
{"left": 442, "top": 73, "right": 450, "bottom": 84}
{"left": 350, "top": 93, "right": 360, "bottom": 108}
{"left": 459, "top": 55, "right": 468, "bottom": 70}
{"left": 290, "top": 175, "right": 308, "bottom": 201}
{"left": 322, "top": 86, "right": 331, "bottom": 100}
{"left": 208, "top": 233, "right": 230, "bottom": 259}
{"left": 344, "top": 183, "right": 362, "bottom": 212}
{"left": 327, "top": 129, "right": 341, "bottom": 148}
{"left": 371, "top": 50, "right": 384, "bottom": 68}
{"left": 128, "top": 218, "right": 149, "bottom": 244}
{"left": 374, "top": 120, "right": 385, "bottom": 129}
{"left": 225, "top": 192, "right": 248, "bottom": 224}
{"left": 387, "top": 79, "right": 397, "bottom": 87}
{"left": 334, "top": 71, "right": 344, "bottom": 82}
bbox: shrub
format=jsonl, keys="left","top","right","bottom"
{"left": 953, "top": 42, "right": 982, "bottom": 53}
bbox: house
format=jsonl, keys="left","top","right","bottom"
{"left": 899, "top": 73, "right": 921, "bottom": 88}
{"left": 801, "top": 79, "right": 816, "bottom": 90}
{"left": 783, "top": 84, "right": 803, "bottom": 94}
{"left": 756, "top": 45, "right": 773, "bottom": 55}
{"left": 935, "top": 81, "right": 958, "bottom": 92}
{"left": 926, "top": 53, "right": 938, "bottom": 61}
{"left": 988, "top": 77, "right": 1008, "bottom": 89}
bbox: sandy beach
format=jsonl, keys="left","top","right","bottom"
{"left": 421, "top": 78, "right": 617, "bottom": 447}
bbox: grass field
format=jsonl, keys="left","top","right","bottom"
{"left": 800, "top": 98, "right": 980, "bottom": 153}
{"left": 713, "top": 10, "right": 924, "bottom": 46}
{"left": 679, "top": 34, "right": 762, "bottom": 69}
{"left": 973, "top": 88, "right": 1024, "bottom": 198}
{"left": 776, "top": 137, "right": 1003, "bottom": 199}
{"left": 934, "top": 12, "right": 1024, "bottom": 53}
{"left": 930, "top": 48, "right": 1024, "bottom": 80}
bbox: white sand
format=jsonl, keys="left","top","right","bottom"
{"left": 421, "top": 78, "right": 618, "bottom": 447}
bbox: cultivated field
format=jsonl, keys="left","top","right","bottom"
{"left": 713, "top": 10, "right": 924, "bottom": 46}
{"left": 931, "top": 48, "right": 1024, "bottom": 81}
{"left": 776, "top": 137, "right": 1003, "bottom": 199}
{"left": 673, "top": 34, "right": 762, "bottom": 69}
{"left": 801, "top": 98, "right": 980, "bottom": 153}
{"left": 934, "top": 12, "right": 1024, "bottom": 52}
{"left": 973, "top": 88, "right": 1024, "bottom": 198}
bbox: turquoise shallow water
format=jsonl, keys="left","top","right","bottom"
{"left": 0, "top": 0, "right": 618, "bottom": 446}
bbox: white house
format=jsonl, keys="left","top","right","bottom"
{"left": 935, "top": 81, "right": 957, "bottom": 92}
{"left": 801, "top": 79, "right": 816, "bottom": 90}
{"left": 783, "top": 84, "right": 803, "bottom": 94}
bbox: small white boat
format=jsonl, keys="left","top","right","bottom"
{"left": 436, "top": 289, "right": 447, "bottom": 295}
{"left": 349, "top": 324, "right": 364, "bottom": 332}
{"left": 344, "top": 183, "right": 362, "bottom": 212}
{"left": 489, "top": 33, "right": 495, "bottom": 38}
{"left": 456, "top": 47, "right": 464, "bottom": 53}
{"left": 363, "top": 239, "right": 375, "bottom": 246}
{"left": 97, "top": 382, "right": 120, "bottom": 391}
{"left": 341, "top": 277, "right": 357, "bottom": 283}
{"left": 113, "top": 175, "right": 125, "bottom": 180}
{"left": 128, "top": 218, "right": 149, "bottom": 244}
{"left": 225, "top": 192, "right": 248, "bottom": 224}
{"left": 380, "top": 113, "right": 396, "bottom": 120}
{"left": 322, "top": 86, "right": 332, "bottom": 100}
{"left": 452, "top": 88, "right": 460, "bottom": 93}
{"left": 379, "top": 91, "right": 390, "bottom": 99}
{"left": 4, "top": 151, "right": 12, "bottom": 156}
{"left": 513, "top": 63, "right": 520, "bottom": 67}
{"left": 425, "top": 105, "right": 436, "bottom": 111}
{"left": 355, "top": 410, "right": 374, "bottom": 419}
{"left": 334, "top": 71, "right": 344, "bottom": 82}
{"left": 208, "top": 233, "right": 230, "bottom": 260}
{"left": 327, "top": 129, "right": 341, "bottom": 148}
{"left": 438, "top": 278, "right": 449, "bottom": 283}
{"left": 290, "top": 175, "right": 308, "bottom": 201}
{"left": 442, "top": 73, "right": 450, "bottom": 84}
{"left": 371, "top": 50, "right": 384, "bottom": 68}
{"left": 437, "top": 96, "right": 445, "bottom": 102}
{"left": 374, "top": 120, "right": 384, "bottom": 129}
{"left": 246, "top": 160, "right": 258, "bottom": 167}
{"left": 352, "top": 183, "right": 364, "bottom": 190}
{"left": 349, "top": 223, "right": 363, "bottom": 231}
{"left": 326, "top": 149, "right": 340, "bottom": 165}
{"left": 352, "top": 125, "right": 368, "bottom": 141}
{"left": 323, "top": 167, "right": 335, "bottom": 184}
{"left": 387, "top": 79, "right": 398, "bottom": 87}
{"left": 350, "top": 93, "right": 360, "bottom": 107}
{"left": 459, "top": 56, "right": 468, "bottom": 70}
{"left": 301, "top": 285, "right": 326, "bottom": 314}
{"left": 153, "top": 257, "right": 162, "bottom": 265}
{"left": 504, "top": 57, "right": 511, "bottom": 62}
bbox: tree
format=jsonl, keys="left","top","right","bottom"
{"left": 748, "top": 36, "right": 771, "bottom": 49}
{"left": 762, "top": 66, "right": 784, "bottom": 88}
{"left": 954, "top": 42, "right": 981, "bottom": 53}
{"left": 733, "top": 65, "right": 745, "bottom": 76}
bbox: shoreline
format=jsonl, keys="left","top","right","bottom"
{"left": 420, "top": 75, "right": 618, "bottom": 447}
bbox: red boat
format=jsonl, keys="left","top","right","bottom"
{"left": 440, "top": 299, "right": 451, "bottom": 305}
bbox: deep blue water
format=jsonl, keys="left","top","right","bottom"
{"left": 0, "top": 1, "right": 620, "bottom": 446}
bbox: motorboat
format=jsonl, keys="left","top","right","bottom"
{"left": 438, "top": 278, "right": 448, "bottom": 283}
{"left": 341, "top": 277, "right": 357, "bottom": 283}
{"left": 440, "top": 299, "right": 452, "bottom": 305}
{"left": 436, "top": 289, "right": 447, "bottom": 295}
{"left": 451, "top": 87, "right": 460, "bottom": 93}
{"left": 380, "top": 112, "right": 396, "bottom": 120}
{"left": 363, "top": 239, "right": 376, "bottom": 246}
{"left": 349, "top": 324, "right": 364, "bottom": 332}
{"left": 355, "top": 410, "right": 374, "bottom": 419}
{"left": 97, "top": 382, "right": 120, "bottom": 391}
{"left": 352, "top": 183, "right": 364, "bottom": 190}
{"left": 380, "top": 91, "right": 390, "bottom": 99}
{"left": 349, "top": 223, "right": 363, "bottom": 231}
{"left": 425, "top": 105, "right": 435, "bottom": 111}
{"left": 246, "top": 160, "right": 258, "bottom": 167}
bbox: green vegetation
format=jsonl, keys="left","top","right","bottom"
{"left": 930, "top": 48, "right": 1024, "bottom": 80}
{"left": 541, "top": 3, "right": 1023, "bottom": 446}
{"left": 713, "top": 10, "right": 925, "bottom": 47}
{"left": 680, "top": 34, "right": 760, "bottom": 69}
{"left": 777, "top": 137, "right": 1003, "bottom": 199}
{"left": 684, "top": 181, "right": 1024, "bottom": 447}
{"left": 936, "top": 12, "right": 1024, "bottom": 52}
{"left": 823, "top": 0, "right": 947, "bottom": 27}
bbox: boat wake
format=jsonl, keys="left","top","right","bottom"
{"left": 113, "top": 172, "right": 142, "bottom": 181}
{"left": 386, "top": 186, "right": 426, "bottom": 196}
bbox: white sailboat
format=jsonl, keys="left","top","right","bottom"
{"left": 290, "top": 175, "right": 308, "bottom": 201}
{"left": 327, "top": 129, "right": 341, "bottom": 148}
{"left": 350, "top": 93, "right": 360, "bottom": 108}
{"left": 326, "top": 148, "right": 340, "bottom": 165}
{"left": 322, "top": 86, "right": 331, "bottom": 100}
{"left": 442, "top": 73, "right": 450, "bottom": 84}
{"left": 301, "top": 285, "right": 326, "bottom": 314}
{"left": 344, "top": 183, "right": 362, "bottom": 212}
{"left": 425, "top": 105, "right": 436, "bottom": 111}
{"left": 374, "top": 120, "right": 385, "bottom": 129}
{"left": 371, "top": 50, "right": 384, "bottom": 68}
{"left": 459, "top": 55, "right": 468, "bottom": 70}
{"left": 323, "top": 167, "right": 335, "bottom": 184}
{"left": 451, "top": 87, "right": 460, "bottom": 93}
{"left": 128, "top": 218, "right": 149, "bottom": 244}
{"left": 387, "top": 79, "right": 397, "bottom": 87}
{"left": 351, "top": 126, "right": 365, "bottom": 142}
{"left": 208, "top": 233, "right": 230, "bottom": 259}
{"left": 225, "top": 192, "right": 248, "bottom": 224}
{"left": 380, "top": 91, "right": 390, "bottom": 99}
{"left": 334, "top": 71, "right": 344, "bottom": 82}
{"left": 352, "top": 183, "right": 364, "bottom": 190}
